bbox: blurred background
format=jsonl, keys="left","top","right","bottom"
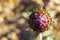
{"left": 0, "top": 0, "right": 60, "bottom": 40}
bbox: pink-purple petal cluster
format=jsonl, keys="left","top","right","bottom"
{"left": 29, "top": 12, "right": 50, "bottom": 32}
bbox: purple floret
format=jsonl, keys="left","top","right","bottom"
{"left": 29, "top": 12, "right": 50, "bottom": 32}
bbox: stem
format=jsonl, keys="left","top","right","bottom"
{"left": 35, "top": 33, "right": 42, "bottom": 40}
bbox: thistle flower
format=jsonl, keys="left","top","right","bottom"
{"left": 29, "top": 9, "right": 52, "bottom": 32}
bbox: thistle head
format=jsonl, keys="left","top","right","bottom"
{"left": 29, "top": 9, "right": 52, "bottom": 32}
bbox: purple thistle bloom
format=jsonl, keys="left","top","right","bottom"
{"left": 29, "top": 11, "right": 50, "bottom": 32}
